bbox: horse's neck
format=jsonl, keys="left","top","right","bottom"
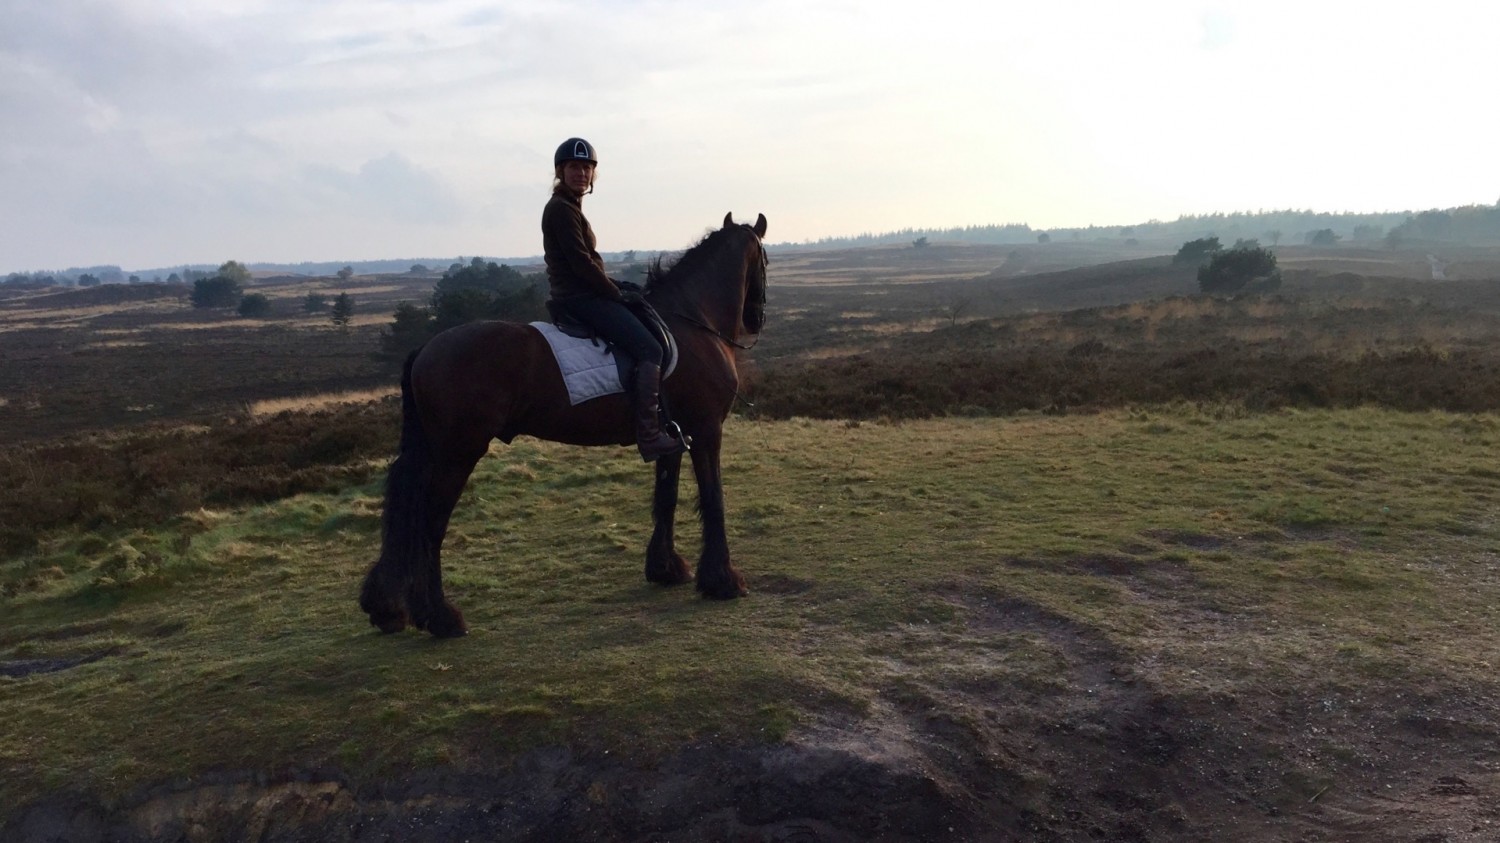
{"left": 658, "top": 263, "right": 745, "bottom": 337}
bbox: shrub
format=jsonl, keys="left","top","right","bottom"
{"left": 1173, "top": 237, "right": 1222, "bottom": 266}
{"left": 237, "top": 293, "right": 272, "bottom": 317}
{"left": 191, "top": 277, "right": 242, "bottom": 308}
{"left": 1198, "top": 246, "right": 1281, "bottom": 295}
{"left": 380, "top": 302, "right": 434, "bottom": 360}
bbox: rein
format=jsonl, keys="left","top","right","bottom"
{"left": 668, "top": 310, "right": 759, "bottom": 350}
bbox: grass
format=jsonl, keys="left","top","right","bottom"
{"left": 3, "top": 407, "right": 1500, "bottom": 813}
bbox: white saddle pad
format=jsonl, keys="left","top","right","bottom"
{"left": 530, "top": 322, "right": 625, "bottom": 405}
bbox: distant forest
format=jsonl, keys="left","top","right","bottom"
{"left": 7, "top": 203, "right": 1498, "bottom": 286}
{"left": 775, "top": 202, "right": 1500, "bottom": 251}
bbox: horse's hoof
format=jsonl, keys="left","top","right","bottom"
{"left": 427, "top": 604, "right": 468, "bottom": 639}
{"left": 646, "top": 551, "right": 693, "bottom": 586}
{"left": 696, "top": 572, "right": 748, "bottom": 600}
{"left": 429, "top": 622, "right": 468, "bottom": 639}
{"left": 372, "top": 613, "right": 409, "bottom": 634}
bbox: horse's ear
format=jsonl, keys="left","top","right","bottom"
{"left": 753, "top": 213, "right": 767, "bottom": 239}
{"left": 723, "top": 212, "right": 734, "bottom": 229}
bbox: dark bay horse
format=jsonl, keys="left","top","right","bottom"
{"left": 359, "top": 212, "right": 769, "bottom": 638}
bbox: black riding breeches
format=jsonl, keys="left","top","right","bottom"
{"left": 552, "top": 295, "right": 664, "bottom": 369}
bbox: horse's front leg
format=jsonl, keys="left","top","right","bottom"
{"left": 689, "top": 430, "right": 747, "bottom": 599}
{"left": 645, "top": 451, "right": 692, "bottom": 585}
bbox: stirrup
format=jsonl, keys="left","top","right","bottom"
{"left": 664, "top": 420, "right": 693, "bottom": 451}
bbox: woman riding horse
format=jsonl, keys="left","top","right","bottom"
{"left": 357, "top": 154, "right": 768, "bottom": 636}
{"left": 543, "top": 137, "right": 686, "bottom": 462}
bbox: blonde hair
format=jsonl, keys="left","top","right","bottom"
{"left": 553, "top": 163, "right": 596, "bottom": 194}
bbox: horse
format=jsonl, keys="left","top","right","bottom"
{"left": 359, "top": 212, "right": 769, "bottom": 638}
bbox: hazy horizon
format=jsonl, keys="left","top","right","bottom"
{"left": 4, "top": 0, "right": 1498, "bottom": 274}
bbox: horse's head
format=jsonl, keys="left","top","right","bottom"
{"left": 723, "top": 212, "right": 768, "bottom": 336}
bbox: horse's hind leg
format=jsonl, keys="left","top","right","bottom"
{"left": 645, "top": 451, "right": 692, "bottom": 585}
{"left": 406, "top": 451, "right": 482, "bottom": 638}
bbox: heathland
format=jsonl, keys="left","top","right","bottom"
{"left": 2, "top": 234, "right": 1499, "bottom": 841}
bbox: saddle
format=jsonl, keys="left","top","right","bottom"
{"left": 544, "top": 281, "right": 679, "bottom": 380}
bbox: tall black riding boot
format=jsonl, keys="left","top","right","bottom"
{"left": 633, "top": 362, "right": 688, "bottom": 462}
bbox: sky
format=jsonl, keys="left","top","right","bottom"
{"left": 2, "top": 0, "right": 1498, "bottom": 273}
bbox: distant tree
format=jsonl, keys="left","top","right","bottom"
{"left": 191, "top": 276, "right": 243, "bottom": 308}
{"left": 1232, "top": 238, "right": 1260, "bottom": 250}
{"left": 1352, "top": 224, "right": 1384, "bottom": 243}
{"left": 377, "top": 261, "right": 545, "bottom": 361}
{"left": 1306, "top": 228, "right": 1340, "bottom": 246}
{"left": 621, "top": 250, "right": 637, "bottom": 263}
{"left": 330, "top": 292, "right": 355, "bottom": 327}
{"left": 128, "top": 275, "right": 141, "bottom": 284}
{"left": 380, "top": 302, "right": 434, "bottom": 360}
{"left": 218, "top": 260, "right": 252, "bottom": 286}
{"left": 943, "top": 295, "right": 971, "bottom": 327}
{"left": 181, "top": 268, "right": 211, "bottom": 283}
{"left": 429, "top": 259, "right": 545, "bottom": 333}
{"left": 912, "top": 236, "right": 930, "bottom": 248}
{"left": 1384, "top": 229, "right": 1404, "bottom": 250}
{"left": 336, "top": 266, "right": 354, "bottom": 281}
{"left": 76, "top": 273, "right": 101, "bottom": 287}
{"left": 1173, "top": 237, "right": 1222, "bottom": 265}
{"left": 303, "top": 292, "right": 329, "bottom": 313}
{"left": 1265, "top": 229, "right": 1283, "bottom": 246}
{"left": 1119, "top": 226, "right": 1135, "bottom": 236}
{"left": 1037, "top": 232, "right": 1051, "bottom": 244}
{"left": 237, "top": 293, "right": 272, "bottom": 317}
{"left": 1198, "top": 245, "right": 1281, "bottom": 295}
{"left": 167, "top": 272, "right": 182, "bottom": 284}
{"left": 409, "top": 264, "right": 430, "bottom": 274}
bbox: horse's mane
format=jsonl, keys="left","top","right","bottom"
{"left": 644, "top": 226, "right": 742, "bottom": 297}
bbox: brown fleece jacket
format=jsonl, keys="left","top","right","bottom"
{"left": 541, "top": 189, "right": 621, "bottom": 301}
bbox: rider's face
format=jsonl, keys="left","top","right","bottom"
{"left": 562, "top": 160, "right": 595, "bottom": 195}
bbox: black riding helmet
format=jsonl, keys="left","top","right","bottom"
{"left": 554, "top": 137, "right": 597, "bottom": 167}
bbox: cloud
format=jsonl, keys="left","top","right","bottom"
{"left": 301, "top": 152, "right": 462, "bottom": 223}
{"left": 1199, "top": 9, "right": 1236, "bottom": 51}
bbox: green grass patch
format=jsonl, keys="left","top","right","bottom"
{"left": 4, "top": 408, "right": 1500, "bottom": 811}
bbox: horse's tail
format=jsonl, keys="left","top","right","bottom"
{"left": 359, "top": 350, "right": 432, "bottom": 633}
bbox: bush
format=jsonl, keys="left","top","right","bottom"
{"left": 191, "top": 276, "right": 242, "bottom": 308}
{"left": 1173, "top": 237, "right": 1222, "bottom": 266}
{"left": 377, "top": 260, "right": 546, "bottom": 359}
{"left": 1198, "top": 246, "right": 1281, "bottom": 295}
{"left": 237, "top": 293, "right": 272, "bottom": 318}
{"left": 380, "top": 302, "right": 435, "bottom": 360}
